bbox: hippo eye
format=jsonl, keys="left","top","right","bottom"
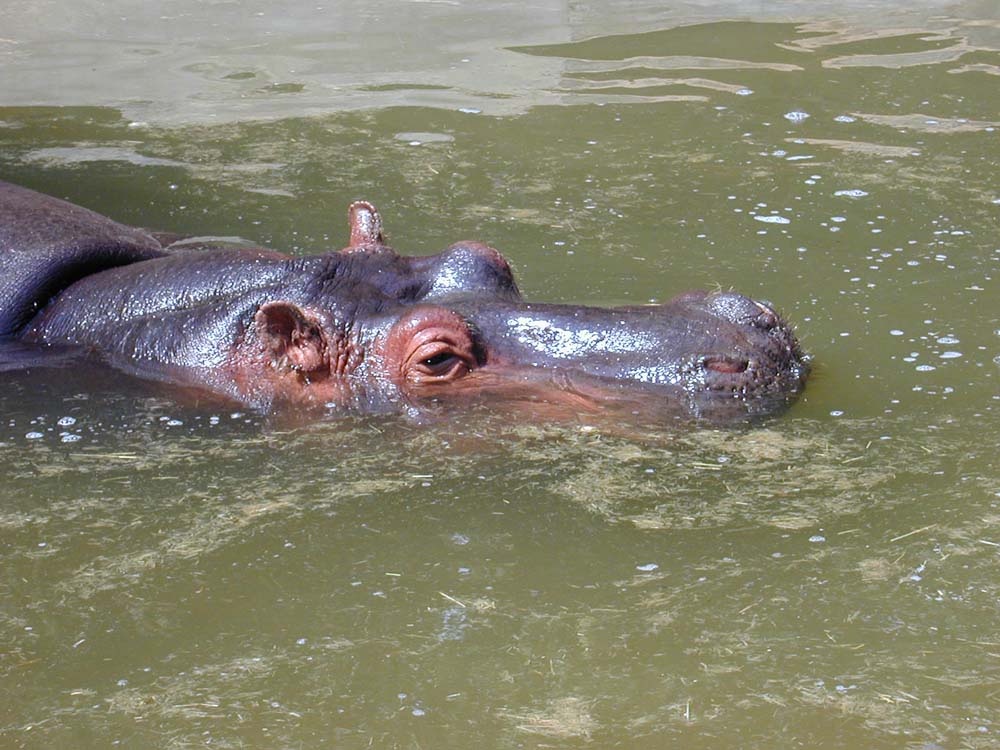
{"left": 385, "top": 305, "right": 478, "bottom": 386}
{"left": 410, "top": 341, "right": 471, "bottom": 381}
{"left": 422, "top": 351, "right": 456, "bottom": 368}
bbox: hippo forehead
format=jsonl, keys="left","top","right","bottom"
{"left": 299, "top": 240, "right": 521, "bottom": 309}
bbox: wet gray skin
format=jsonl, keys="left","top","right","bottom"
{"left": 2, "top": 181, "right": 807, "bottom": 420}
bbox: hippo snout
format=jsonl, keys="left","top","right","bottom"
{"left": 668, "top": 290, "right": 808, "bottom": 399}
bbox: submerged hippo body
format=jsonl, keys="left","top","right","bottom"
{"left": 0, "top": 180, "right": 808, "bottom": 420}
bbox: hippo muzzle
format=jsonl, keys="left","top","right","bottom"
{"left": 370, "top": 287, "right": 808, "bottom": 419}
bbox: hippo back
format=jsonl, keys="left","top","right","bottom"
{"left": 0, "top": 181, "right": 167, "bottom": 336}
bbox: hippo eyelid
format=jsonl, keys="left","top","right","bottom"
{"left": 408, "top": 343, "right": 471, "bottom": 382}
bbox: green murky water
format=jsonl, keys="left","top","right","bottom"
{"left": 2, "top": 4, "right": 999, "bottom": 748}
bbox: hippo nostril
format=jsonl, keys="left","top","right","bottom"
{"left": 704, "top": 292, "right": 784, "bottom": 332}
{"left": 753, "top": 304, "right": 780, "bottom": 331}
{"left": 704, "top": 356, "right": 749, "bottom": 374}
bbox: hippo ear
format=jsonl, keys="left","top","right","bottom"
{"left": 254, "top": 302, "right": 329, "bottom": 375}
{"left": 345, "top": 200, "right": 386, "bottom": 253}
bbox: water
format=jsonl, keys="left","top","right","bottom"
{"left": 2, "top": 3, "right": 999, "bottom": 747}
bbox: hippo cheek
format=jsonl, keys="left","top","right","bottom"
{"left": 380, "top": 306, "right": 481, "bottom": 389}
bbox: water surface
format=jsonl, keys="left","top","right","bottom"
{"left": 1, "top": 3, "right": 999, "bottom": 748}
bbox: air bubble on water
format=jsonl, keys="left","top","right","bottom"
{"left": 755, "top": 215, "right": 791, "bottom": 224}
{"left": 26, "top": 432, "right": 43, "bottom": 440}
{"left": 457, "top": 107, "right": 481, "bottom": 114}
{"left": 736, "top": 88, "right": 753, "bottom": 96}
{"left": 57, "top": 416, "right": 76, "bottom": 427}
{"left": 61, "top": 434, "right": 81, "bottom": 443}
{"left": 784, "top": 111, "right": 809, "bottom": 122}
{"left": 834, "top": 189, "right": 868, "bottom": 198}
{"left": 940, "top": 351, "right": 962, "bottom": 359}
{"left": 636, "top": 563, "right": 659, "bottom": 572}
{"left": 830, "top": 410, "right": 843, "bottom": 417}
{"left": 916, "top": 365, "right": 936, "bottom": 371}
{"left": 809, "top": 535, "right": 826, "bottom": 543}
{"left": 834, "top": 115, "right": 856, "bottom": 123}
{"left": 166, "top": 419, "right": 183, "bottom": 427}
{"left": 890, "top": 329, "right": 904, "bottom": 336}
{"left": 831, "top": 216, "right": 846, "bottom": 223}
{"left": 412, "top": 708, "right": 426, "bottom": 717}
{"left": 937, "top": 336, "right": 959, "bottom": 345}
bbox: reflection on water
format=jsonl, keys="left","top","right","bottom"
{"left": 2, "top": 4, "right": 1000, "bottom": 748}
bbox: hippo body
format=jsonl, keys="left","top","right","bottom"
{"left": 0, "top": 180, "right": 809, "bottom": 420}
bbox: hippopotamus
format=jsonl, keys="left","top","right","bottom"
{"left": 0, "top": 180, "right": 808, "bottom": 420}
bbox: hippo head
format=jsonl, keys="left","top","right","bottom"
{"left": 230, "top": 202, "right": 809, "bottom": 420}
